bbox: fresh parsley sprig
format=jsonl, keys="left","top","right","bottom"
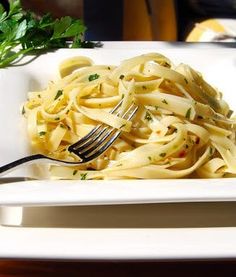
{"left": 0, "top": 0, "right": 92, "bottom": 68}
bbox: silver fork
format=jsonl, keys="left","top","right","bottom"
{"left": 0, "top": 101, "right": 138, "bottom": 177}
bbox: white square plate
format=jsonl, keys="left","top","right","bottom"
{"left": 1, "top": 48, "right": 236, "bottom": 207}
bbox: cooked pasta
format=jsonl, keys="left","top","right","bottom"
{"left": 22, "top": 53, "right": 236, "bottom": 179}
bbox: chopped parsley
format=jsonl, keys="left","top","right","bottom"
{"left": 185, "top": 108, "right": 191, "bottom": 119}
{"left": 38, "top": 94, "right": 41, "bottom": 98}
{"left": 55, "top": 117, "right": 60, "bottom": 121}
{"left": 148, "top": 156, "right": 152, "bottom": 161}
{"left": 159, "top": 153, "right": 166, "bottom": 157}
{"left": 119, "top": 74, "right": 125, "bottom": 80}
{"left": 22, "top": 106, "right": 25, "bottom": 115}
{"left": 39, "top": 131, "right": 46, "bottom": 136}
{"left": 121, "top": 93, "right": 125, "bottom": 99}
{"left": 155, "top": 106, "right": 158, "bottom": 110}
{"left": 73, "top": 170, "right": 78, "bottom": 176}
{"left": 80, "top": 173, "right": 87, "bottom": 180}
{"left": 184, "top": 78, "right": 188, "bottom": 84}
{"left": 145, "top": 111, "right": 153, "bottom": 122}
{"left": 162, "top": 62, "right": 170, "bottom": 67}
{"left": 209, "top": 147, "right": 213, "bottom": 155}
{"left": 88, "top": 73, "right": 100, "bottom": 82}
{"left": 60, "top": 123, "right": 66, "bottom": 129}
{"left": 162, "top": 99, "right": 168, "bottom": 104}
{"left": 54, "top": 90, "right": 63, "bottom": 100}
{"left": 142, "top": 85, "right": 147, "bottom": 90}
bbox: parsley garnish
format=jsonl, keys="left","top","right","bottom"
{"left": 145, "top": 111, "right": 153, "bottom": 122}
{"left": 162, "top": 99, "right": 168, "bottom": 104}
{"left": 54, "top": 90, "right": 63, "bottom": 100}
{"left": 163, "top": 62, "right": 170, "bottom": 67}
{"left": 159, "top": 153, "right": 166, "bottom": 157}
{"left": 148, "top": 156, "right": 152, "bottom": 161}
{"left": 88, "top": 73, "right": 100, "bottom": 81}
{"left": 0, "top": 1, "right": 90, "bottom": 68}
{"left": 155, "top": 106, "right": 158, "bottom": 110}
{"left": 55, "top": 117, "right": 60, "bottom": 121}
{"left": 73, "top": 170, "right": 78, "bottom": 176}
{"left": 185, "top": 108, "right": 191, "bottom": 119}
{"left": 22, "top": 106, "right": 25, "bottom": 115}
{"left": 80, "top": 173, "right": 87, "bottom": 180}
{"left": 119, "top": 74, "right": 125, "bottom": 80}
{"left": 39, "top": 131, "right": 46, "bottom": 136}
{"left": 184, "top": 78, "right": 188, "bottom": 84}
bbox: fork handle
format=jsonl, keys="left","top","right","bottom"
{"left": 0, "top": 154, "right": 47, "bottom": 177}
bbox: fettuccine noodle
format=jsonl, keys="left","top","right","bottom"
{"left": 22, "top": 53, "right": 236, "bottom": 180}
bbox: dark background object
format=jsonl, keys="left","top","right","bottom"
{"left": 0, "top": 0, "right": 9, "bottom": 11}
{"left": 1, "top": 260, "right": 236, "bottom": 276}
{"left": 175, "top": 0, "right": 236, "bottom": 40}
{"left": 83, "top": 0, "right": 123, "bottom": 41}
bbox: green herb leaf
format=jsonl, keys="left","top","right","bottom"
{"left": 162, "top": 99, "right": 168, "bottom": 105}
{"left": 185, "top": 108, "right": 191, "bottom": 119}
{"left": 159, "top": 153, "right": 166, "bottom": 157}
{"left": 53, "top": 16, "right": 72, "bottom": 39}
{"left": 21, "top": 106, "right": 25, "bottom": 115}
{"left": 145, "top": 111, "right": 153, "bottom": 122}
{"left": 54, "top": 90, "right": 63, "bottom": 100}
{"left": 14, "top": 19, "right": 27, "bottom": 40}
{"left": 88, "top": 73, "right": 100, "bottom": 82}
{"left": 73, "top": 170, "right": 78, "bottom": 176}
{"left": 39, "top": 131, "right": 46, "bottom": 136}
{"left": 80, "top": 173, "right": 87, "bottom": 180}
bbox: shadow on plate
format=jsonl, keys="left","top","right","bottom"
{"left": 2, "top": 202, "right": 236, "bottom": 228}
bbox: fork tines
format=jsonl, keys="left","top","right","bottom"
{"left": 68, "top": 101, "right": 138, "bottom": 162}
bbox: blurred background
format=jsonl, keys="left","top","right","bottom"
{"left": 9, "top": 0, "right": 236, "bottom": 42}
